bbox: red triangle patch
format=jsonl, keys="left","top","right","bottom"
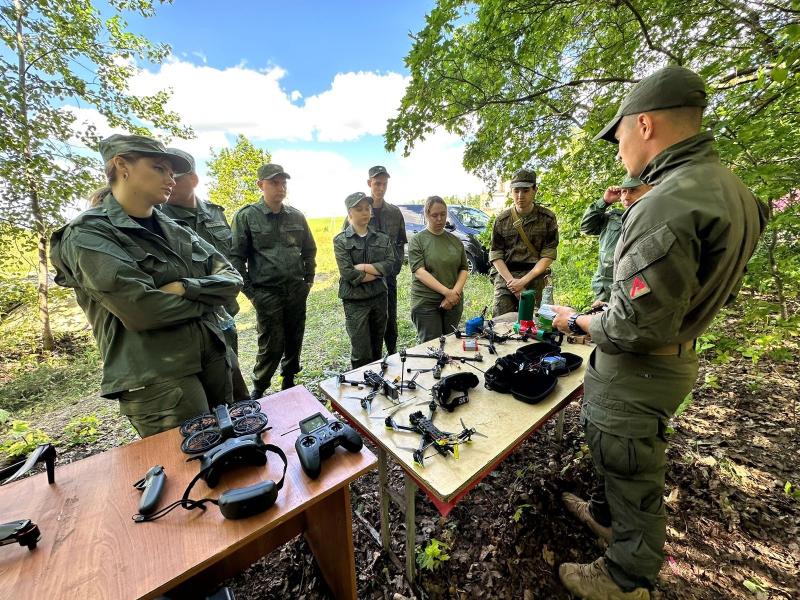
{"left": 629, "top": 275, "right": 651, "bottom": 299}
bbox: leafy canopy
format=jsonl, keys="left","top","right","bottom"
{"left": 207, "top": 135, "right": 272, "bottom": 214}
{"left": 0, "top": 0, "right": 191, "bottom": 233}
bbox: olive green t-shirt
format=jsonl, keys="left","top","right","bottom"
{"left": 408, "top": 229, "right": 468, "bottom": 307}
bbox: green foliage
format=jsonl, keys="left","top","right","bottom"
{"left": 207, "top": 135, "right": 272, "bottom": 214}
{"left": 673, "top": 394, "right": 694, "bottom": 419}
{"left": 784, "top": 481, "right": 800, "bottom": 502}
{"left": 416, "top": 538, "right": 450, "bottom": 571}
{"left": 743, "top": 577, "right": 769, "bottom": 594}
{"left": 64, "top": 415, "right": 101, "bottom": 446}
{"left": 1, "top": 420, "right": 50, "bottom": 459}
{"left": 388, "top": 0, "right": 800, "bottom": 311}
{"left": 512, "top": 503, "right": 532, "bottom": 522}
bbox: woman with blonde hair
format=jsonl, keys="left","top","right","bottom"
{"left": 407, "top": 196, "right": 469, "bottom": 342}
{"left": 50, "top": 134, "right": 242, "bottom": 437}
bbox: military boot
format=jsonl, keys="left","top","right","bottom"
{"left": 562, "top": 492, "right": 612, "bottom": 542}
{"left": 559, "top": 558, "right": 650, "bottom": 600}
{"left": 281, "top": 375, "right": 295, "bottom": 390}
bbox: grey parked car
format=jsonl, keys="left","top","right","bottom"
{"left": 396, "top": 204, "right": 491, "bottom": 274}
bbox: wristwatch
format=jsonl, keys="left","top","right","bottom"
{"left": 567, "top": 313, "right": 585, "bottom": 335}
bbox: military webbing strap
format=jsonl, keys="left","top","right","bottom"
{"left": 510, "top": 207, "right": 538, "bottom": 258}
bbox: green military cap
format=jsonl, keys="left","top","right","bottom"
{"left": 595, "top": 65, "right": 708, "bottom": 143}
{"left": 257, "top": 163, "right": 291, "bottom": 180}
{"left": 620, "top": 176, "right": 644, "bottom": 189}
{"left": 509, "top": 168, "right": 537, "bottom": 189}
{"left": 98, "top": 134, "right": 191, "bottom": 174}
{"left": 368, "top": 165, "right": 390, "bottom": 178}
{"left": 166, "top": 147, "right": 195, "bottom": 176}
{"left": 344, "top": 192, "right": 373, "bottom": 210}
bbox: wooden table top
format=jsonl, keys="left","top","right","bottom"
{"left": 0, "top": 386, "right": 376, "bottom": 600}
{"left": 320, "top": 324, "right": 592, "bottom": 504}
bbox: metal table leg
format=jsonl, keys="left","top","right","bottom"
{"left": 378, "top": 448, "right": 391, "bottom": 550}
{"left": 404, "top": 472, "right": 417, "bottom": 585}
{"left": 555, "top": 409, "right": 566, "bottom": 443}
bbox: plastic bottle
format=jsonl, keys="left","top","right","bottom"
{"left": 518, "top": 290, "right": 535, "bottom": 321}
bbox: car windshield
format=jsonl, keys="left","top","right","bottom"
{"left": 451, "top": 207, "right": 490, "bottom": 230}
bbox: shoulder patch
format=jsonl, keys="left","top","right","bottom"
{"left": 628, "top": 274, "right": 651, "bottom": 300}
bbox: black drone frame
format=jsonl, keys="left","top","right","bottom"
{"left": 401, "top": 335, "right": 483, "bottom": 379}
{"left": 384, "top": 401, "right": 485, "bottom": 467}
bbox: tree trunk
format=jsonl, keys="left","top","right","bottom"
{"left": 15, "top": 0, "right": 53, "bottom": 352}
{"left": 765, "top": 199, "right": 787, "bottom": 320}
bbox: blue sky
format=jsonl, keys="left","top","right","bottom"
{"left": 79, "top": 0, "right": 486, "bottom": 215}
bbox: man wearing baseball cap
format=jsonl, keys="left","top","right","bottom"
{"left": 488, "top": 168, "right": 559, "bottom": 315}
{"left": 159, "top": 148, "right": 250, "bottom": 402}
{"left": 363, "top": 165, "right": 407, "bottom": 354}
{"left": 580, "top": 176, "right": 652, "bottom": 303}
{"left": 230, "top": 164, "right": 317, "bottom": 399}
{"left": 551, "top": 66, "right": 767, "bottom": 599}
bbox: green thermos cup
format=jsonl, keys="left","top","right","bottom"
{"left": 518, "top": 290, "right": 535, "bottom": 321}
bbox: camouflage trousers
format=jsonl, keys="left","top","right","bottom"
{"left": 384, "top": 276, "right": 399, "bottom": 355}
{"left": 582, "top": 348, "right": 698, "bottom": 590}
{"left": 251, "top": 284, "right": 309, "bottom": 392}
{"left": 119, "top": 326, "right": 231, "bottom": 438}
{"left": 343, "top": 294, "right": 388, "bottom": 369}
{"left": 223, "top": 324, "right": 250, "bottom": 401}
{"left": 492, "top": 269, "right": 546, "bottom": 318}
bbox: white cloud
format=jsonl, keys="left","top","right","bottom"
{"left": 64, "top": 58, "right": 487, "bottom": 216}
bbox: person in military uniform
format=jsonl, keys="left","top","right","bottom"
{"left": 50, "top": 134, "right": 243, "bottom": 438}
{"left": 551, "top": 66, "right": 767, "bottom": 600}
{"left": 159, "top": 147, "right": 250, "bottom": 401}
{"left": 230, "top": 164, "right": 317, "bottom": 399}
{"left": 581, "top": 177, "right": 652, "bottom": 302}
{"left": 333, "top": 192, "right": 395, "bottom": 368}
{"left": 362, "top": 166, "right": 406, "bottom": 354}
{"left": 489, "top": 169, "right": 559, "bottom": 316}
{"left": 408, "top": 196, "right": 469, "bottom": 343}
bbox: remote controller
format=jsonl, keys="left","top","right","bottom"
{"left": 133, "top": 465, "right": 166, "bottom": 516}
{"left": 294, "top": 413, "right": 363, "bottom": 479}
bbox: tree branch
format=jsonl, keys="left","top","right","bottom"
{"left": 620, "top": 0, "right": 683, "bottom": 64}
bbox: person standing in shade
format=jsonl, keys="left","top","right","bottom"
{"left": 159, "top": 147, "right": 250, "bottom": 401}
{"left": 230, "top": 164, "right": 317, "bottom": 399}
{"left": 333, "top": 192, "right": 395, "bottom": 368}
{"left": 50, "top": 134, "right": 242, "bottom": 438}
{"left": 408, "top": 196, "right": 469, "bottom": 343}
{"left": 489, "top": 169, "right": 559, "bottom": 316}
{"left": 580, "top": 176, "right": 652, "bottom": 303}
{"left": 552, "top": 66, "right": 767, "bottom": 600}
{"left": 364, "top": 166, "right": 406, "bottom": 354}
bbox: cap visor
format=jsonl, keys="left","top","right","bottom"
{"left": 593, "top": 116, "right": 621, "bottom": 144}
{"left": 146, "top": 151, "right": 192, "bottom": 174}
{"left": 265, "top": 172, "right": 291, "bottom": 180}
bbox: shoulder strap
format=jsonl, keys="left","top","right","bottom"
{"left": 510, "top": 207, "right": 538, "bottom": 257}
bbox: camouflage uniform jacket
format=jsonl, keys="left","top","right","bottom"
{"left": 588, "top": 132, "right": 768, "bottom": 356}
{"left": 342, "top": 201, "right": 407, "bottom": 276}
{"left": 160, "top": 199, "right": 240, "bottom": 315}
{"left": 49, "top": 193, "right": 243, "bottom": 398}
{"left": 159, "top": 199, "right": 233, "bottom": 259}
{"left": 230, "top": 202, "right": 317, "bottom": 298}
{"left": 489, "top": 204, "right": 559, "bottom": 275}
{"left": 580, "top": 199, "right": 624, "bottom": 301}
{"left": 333, "top": 225, "right": 394, "bottom": 301}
